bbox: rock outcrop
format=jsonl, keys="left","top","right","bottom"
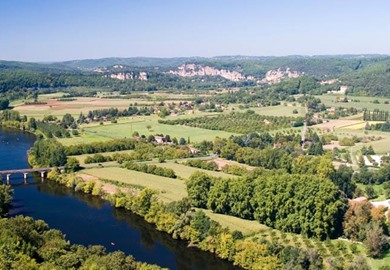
{"left": 260, "top": 68, "right": 302, "bottom": 84}
{"left": 107, "top": 72, "right": 148, "bottom": 81}
{"left": 169, "top": 64, "right": 254, "bottom": 81}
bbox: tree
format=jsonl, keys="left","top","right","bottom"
{"left": 179, "top": 137, "right": 186, "bottom": 145}
{"left": 28, "top": 117, "right": 37, "bottom": 130}
{"left": 383, "top": 182, "right": 390, "bottom": 199}
{"left": 0, "top": 184, "right": 13, "bottom": 216}
{"left": 66, "top": 157, "right": 80, "bottom": 172}
{"left": 365, "top": 185, "right": 376, "bottom": 199}
{"left": 330, "top": 165, "right": 356, "bottom": 198}
{"left": 343, "top": 201, "right": 372, "bottom": 242}
{"left": 186, "top": 172, "right": 212, "bottom": 208}
{"left": 32, "top": 91, "right": 38, "bottom": 102}
{"left": 62, "top": 113, "right": 75, "bottom": 128}
{"left": 364, "top": 223, "right": 388, "bottom": 258}
{"left": 29, "top": 138, "right": 67, "bottom": 167}
{"left": 0, "top": 98, "right": 9, "bottom": 110}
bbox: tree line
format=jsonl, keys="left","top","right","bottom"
{"left": 186, "top": 171, "right": 347, "bottom": 240}
{"left": 363, "top": 110, "right": 390, "bottom": 121}
{"left": 122, "top": 162, "right": 177, "bottom": 179}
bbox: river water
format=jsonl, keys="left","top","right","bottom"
{"left": 0, "top": 127, "right": 238, "bottom": 270}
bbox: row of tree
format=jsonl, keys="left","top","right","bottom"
{"left": 64, "top": 138, "right": 137, "bottom": 155}
{"left": 363, "top": 110, "right": 390, "bottom": 121}
{"left": 122, "top": 162, "right": 177, "bottom": 178}
{"left": 159, "top": 111, "right": 303, "bottom": 134}
{"left": 183, "top": 159, "right": 219, "bottom": 171}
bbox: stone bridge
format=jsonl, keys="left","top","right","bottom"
{"left": 0, "top": 167, "right": 64, "bottom": 184}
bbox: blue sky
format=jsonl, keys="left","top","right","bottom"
{"left": 1, "top": 0, "right": 389, "bottom": 62}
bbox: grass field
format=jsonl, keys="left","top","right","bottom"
{"left": 149, "top": 161, "right": 238, "bottom": 179}
{"left": 79, "top": 167, "right": 187, "bottom": 202}
{"left": 356, "top": 183, "right": 386, "bottom": 201}
{"left": 228, "top": 103, "right": 306, "bottom": 117}
{"left": 202, "top": 209, "right": 268, "bottom": 235}
{"left": 14, "top": 97, "right": 134, "bottom": 119}
{"left": 317, "top": 94, "right": 390, "bottom": 111}
{"left": 331, "top": 129, "right": 390, "bottom": 155}
{"left": 75, "top": 116, "right": 236, "bottom": 144}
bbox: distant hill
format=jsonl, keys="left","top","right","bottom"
{"left": 1, "top": 55, "right": 390, "bottom": 97}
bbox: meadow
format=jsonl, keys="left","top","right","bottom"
{"left": 57, "top": 114, "right": 237, "bottom": 146}
{"left": 79, "top": 167, "right": 187, "bottom": 203}
{"left": 14, "top": 97, "right": 135, "bottom": 119}
{"left": 148, "top": 160, "right": 238, "bottom": 179}
{"left": 317, "top": 94, "right": 390, "bottom": 111}
{"left": 228, "top": 103, "right": 307, "bottom": 117}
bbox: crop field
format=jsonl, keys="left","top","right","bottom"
{"left": 317, "top": 94, "right": 390, "bottom": 111}
{"left": 14, "top": 97, "right": 134, "bottom": 119}
{"left": 149, "top": 161, "right": 238, "bottom": 179}
{"left": 79, "top": 167, "right": 187, "bottom": 202}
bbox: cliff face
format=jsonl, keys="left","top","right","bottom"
{"left": 168, "top": 64, "right": 254, "bottom": 81}
{"left": 107, "top": 71, "right": 148, "bottom": 81}
{"left": 260, "top": 68, "right": 302, "bottom": 84}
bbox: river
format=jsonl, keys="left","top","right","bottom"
{"left": 0, "top": 127, "right": 239, "bottom": 270}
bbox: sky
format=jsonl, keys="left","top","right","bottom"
{"left": 1, "top": 0, "right": 390, "bottom": 62}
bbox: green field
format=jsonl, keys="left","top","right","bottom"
{"left": 202, "top": 209, "right": 268, "bottom": 235}
{"left": 229, "top": 103, "right": 306, "bottom": 117}
{"left": 317, "top": 94, "right": 390, "bottom": 111}
{"left": 149, "top": 161, "right": 238, "bottom": 179}
{"left": 75, "top": 117, "right": 236, "bottom": 144}
{"left": 332, "top": 129, "right": 390, "bottom": 155}
{"left": 356, "top": 183, "right": 386, "bottom": 201}
{"left": 79, "top": 167, "right": 187, "bottom": 202}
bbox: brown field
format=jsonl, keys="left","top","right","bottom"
{"left": 14, "top": 97, "right": 138, "bottom": 118}
{"left": 314, "top": 120, "right": 364, "bottom": 131}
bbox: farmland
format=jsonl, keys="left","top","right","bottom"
{"left": 317, "top": 94, "right": 390, "bottom": 111}
{"left": 79, "top": 167, "right": 187, "bottom": 203}
{"left": 59, "top": 115, "right": 237, "bottom": 145}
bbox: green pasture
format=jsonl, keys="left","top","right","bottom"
{"left": 356, "top": 183, "right": 386, "bottom": 201}
{"left": 332, "top": 129, "right": 390, "bottom": 154}
{"left": 80, "top": 117, "right": 237, "bottom": 143}
{"left": 317, "top": 95, "right": 390, "bottom": 111}
{"left": 228, "top": 103, "right": 306, "bottom": 117}
{"left": 149, "top": 161, "right": 238, "bottom": 179}
{"left": 202, "top": 209, "right": 268, "bottom": 236}
{"left": 79, "top": 167, "right": 187, "bottom": 202}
